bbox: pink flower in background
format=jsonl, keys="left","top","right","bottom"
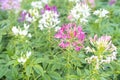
{"left": 0, "top": 0, "right": 21, "bottom": 10}
{"left": 41, "top": 4, "right": 58, "bottom": 14}
{"left": 109, "top": 0, "right": 117, "bottom": 5}
{"left": 55, "top": 23, "right": 85, "bottom": 51}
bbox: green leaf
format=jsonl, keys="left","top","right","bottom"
{"left": 42, "top": 74, "right": 51, "bottom": 80}
{"left": 33, "top": 65, "right": 44, "bottom": 76}
{"left": 0, "top": 66, "right": 8, "bottom": 78}
{"left": 77, "top": 68, "right": 81, "bottom": 76}
{"left": 26, "top": 65, "right": 32, "bottom": 76}
{"left": 48, "top": 71, "right": 62, "bottom": 80}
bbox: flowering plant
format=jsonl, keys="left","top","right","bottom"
{"left": 0, "top": 0, "right": 120, "bottom": 80}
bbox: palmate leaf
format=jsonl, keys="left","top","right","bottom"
{"left": 33, "top": 65, "right": 44, "bottom": 76}
{"left": 48, "top": 71, "right": 62, "bottom": 80}
{"left": 0, "top": 66, "right": 8, "bottom": 78}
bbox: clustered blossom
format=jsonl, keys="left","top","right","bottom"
{"left": 41, "top": 4, "right": 58, "bottom": 14}
{"left": 68, "top": 2, "right": 91, "bottom": 24}
{"left": 55, "top": 23, "right": 85, "bottom": 51}
{"left": 68, "top": 0, "right": 80, "bottom": 3}
{"left": 0, "top": 0, "right": 21, "bottom": 10}
{"left": 18, "top": 51, "right": 32, "bottom": 64}
{"left": 31, "top": 0, "right": 48, "bottom": 9}
{"left": 108, "top": 0, "right": 117, "bottom": 5}
{"left": 93, "top": 9, "right": 109, "bottom": 18}
{"left": 85, "top": 35, "right": 117, "bottom": 69}
{"left": 12, "top": 23, "right": 31, "bottom": 37}
{"left": 38, "top": 5, "right": 60, "bottom": 31}
{"left": 18, "top": 10, "right": 31, "bottom": 22}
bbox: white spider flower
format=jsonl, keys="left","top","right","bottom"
{"left": 68, "top": 0, "right": 80, "bottom": 3}
{"left": 69, "top": 3, "right": 91, "bottom": 24}
{"left": 12, "top": 24, "right": 31, "bottom": 37}
{"left": 38, "top": 10, "right": 60, "bottom": 31}
{"left": 12, "top": 26, "right": 19, "bottom": 35}
{"left": 29, "top": 8, "right": 40, "bottom": 22}
{"left": 93, "top": 9, "right": 109, "bottom": 18}
{"left": 31, "top": 1, "right": 42, "bottom": 9}
{"left": 18, "top": 57, "right": 27, "bottom": 64}
{"left": 26, "top": 51, "right": 32, "bottom": 58}
{"left": 18, "top": 51, "right": 32, "bottom": 64}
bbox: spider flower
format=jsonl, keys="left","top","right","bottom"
{"left": 41, "top": 4, "right": 58, "bottom": 14}
{"left": 93, "top": 9, "right": 109, "bottom": 18}
{"left": 68, "top": 2, "right": 91, "bottom": 24}
{"left": 18, "top": 10, "right": 31, "bottom": 22}
{"left": 0, "top": 0, "right": 21, "bottom": 10}
{"left": 39, "top": 5, "right": 60, "bottom": 31}
{"left": 18, "top": 51, "right": 32, "bottom": 64}
{"left": 55, "top": 23, "right": 85, "bottom": 51}
{"left": 108, "top": 0, "right": 116, "bottom": 5}
{"left": 85, "top": 35, "right": 117, "bottom": 69}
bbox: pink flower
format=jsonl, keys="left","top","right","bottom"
{"left": 108, "top": 0, "right": 116, "bottom": 5}
{"left": 0, "top": 0, "right": 21, "bottom": 10}
{"left": 55, "top": 23, "right": 85, "bottom": 51}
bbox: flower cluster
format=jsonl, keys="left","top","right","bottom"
{"left": 85, "top": 35, "right": 117, "bottom": 69}
{"left": 0, "top": 0, "right": 21, "bottom": 10}
{"left": 38, "top": 5, "right": 60, "bottom": 31}
{"left": 93, "top": 9, "right": 109, "bottom": 18}
{"left": 55, "top": 23, "right": 85, "bottom": 51}
{"left": 18, "top": 10, "right": 31, "bottom": 22}
{"left": 12, "top": 23, "right": 31, "bottom": 37}
{"left": 17, "top": 51, "right": 32, "bottom": 64}
{"left": 68, "top": 2, "right": 91, "bottom": 24}
{"left": 109, "top": 0, "right": 116, "bottom": 5}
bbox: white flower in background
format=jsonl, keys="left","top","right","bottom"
{"left": 41, "top": 0, "right": 48, "bottom": 4}
{"left": 18, "top": 57, "right": 27, "bottom": 64}
{"left": 31, "top": 1, "right": 42, "bottom": 9}
{"left": 26, "top": 51, "right": 32, "bottom": 58}
{"left": 93, "top": 9, "right": 109, "bottom": 18}
{"left": 18, "top": 51, "right": 32, "bottom": 64}
{"left": 29, "top": 8, "right": 40, "bottom": 22}
{"left": 38, "top": 10, "right": 60, "bottom": 31}
{"left": 12, "top": 23, "right": 31, "bottom": 37}
{"left": 69, "top": 3, "right": 91, "bottom": 24}
{"left": 31, "top": 0, "right": 48, "bottom": 9}
{"left": 69, "top": 0, "right": 80, "bottom": 3}
{"left": 12, "top": 26, "right": 19, "bottom": 35}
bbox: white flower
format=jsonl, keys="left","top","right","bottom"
{"left": 28, "top": 33, "right": 32, "bottom": 38}
{"left": 38, "top": 10, "right": 60, "bottom": 31}
{"left": 29, "top": 8, "right": 40, "bottom": 22}
{"left": 69, "top": 3, "right": 91, "bottom": 24}
{"left": 18, "top": 57, "right": 27, "bottom": 64}
{"left": 26, "top": 51, "right": 32, "bottom": 58}
{"left": 31, "top": 1, "right": 42, "bottom": 9}
{"left": 41, "top": 0, "right": 48, "bottom": 4}
{"left": 12, "top": 26, "right": 19, "bottom": 35}
{"left": 93, "top": 9, "right": 109, "bottom": 18}
{"left": 19, "top": 30, "right": 28, "bottom": 36}
{"left": 24, "top": 23, "right": 30, "bottom": 30}
{"left": 25, "top": 14, "right": 32, "bottom": 22}
{"left": 12, "top": 24, "right": 30, "bottom": 37}
{"left": 69, "top": 0, "right": 80, "bottom": 3}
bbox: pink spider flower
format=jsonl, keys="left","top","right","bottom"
{"left": 108, "top": 0, "right": 117, "bottom": 6}
{"left": 55, "top": 23, "right": 85, "bottom": 51}
{"left": 0, "top": 0, "right": 21, "bottom": 10}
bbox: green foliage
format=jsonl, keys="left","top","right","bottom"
{"left": 0, "top": 0, "right": 120, "bottom": 80}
